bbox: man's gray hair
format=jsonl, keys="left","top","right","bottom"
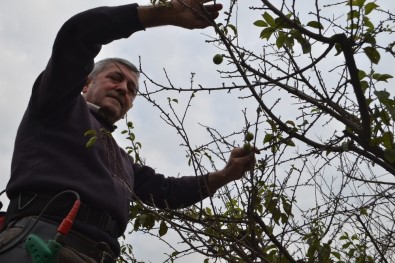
{"left": 89, "top": 58, "right": 140, "bottom": 79}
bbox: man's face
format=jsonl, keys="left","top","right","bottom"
{"left": 83, "top": 63, "right": 139, "bottom": 123}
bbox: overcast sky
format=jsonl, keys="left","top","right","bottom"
{"left": 1, "top": 1, "right": 394, "bottom": 262}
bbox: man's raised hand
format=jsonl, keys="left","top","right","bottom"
{"left": 138, "top": 0, "right": 222, "bottom": 29}
{"left": 170, "top": 0, "right": 223, "bottom": 29}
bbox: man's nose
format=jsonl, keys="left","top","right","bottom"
{"left": 115, "top": 82, "right": 128, "bottom": 94}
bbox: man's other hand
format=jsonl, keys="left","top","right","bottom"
{"left": 207, "top": 147, "right": 259, "bottom": 194}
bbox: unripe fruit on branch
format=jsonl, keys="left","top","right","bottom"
{"left": 245, "top": 132, "right": 254, "bottom": 142}
{"left": 213, "top": 54, "right": 223, "bottom": 65}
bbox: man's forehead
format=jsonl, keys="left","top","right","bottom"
{"left": 105, "top": 63, "right": 135, "bottom": 74}
{"left": 104, "top": 63, "right": 138, "bottom": 81}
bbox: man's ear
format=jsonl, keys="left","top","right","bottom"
{"left": 82, "top": 77, "right": 92, "bottom": 93}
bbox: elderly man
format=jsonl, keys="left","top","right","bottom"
{"left": 0, "top": 1, "right": 256, "bottom": 262}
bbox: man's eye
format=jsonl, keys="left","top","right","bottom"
{"left": 109, "top": 74, "right": 122, "bottom": 81}
{"left": 128, "top": 88, "right": 137, "bottom": 96}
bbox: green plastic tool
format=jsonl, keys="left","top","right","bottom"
{"left": 25, "top": 234, "right": 62, "bottom": 263}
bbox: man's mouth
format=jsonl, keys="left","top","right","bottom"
{"left": 109, "top": 96, "right": 123, "bottom": 108}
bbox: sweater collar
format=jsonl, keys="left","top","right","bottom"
{"left": 87, "top": 102, "right": 117, "bottom": 132}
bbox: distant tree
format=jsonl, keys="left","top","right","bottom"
{"left": 119, "top": 0, "right": 395, "bottom": 262}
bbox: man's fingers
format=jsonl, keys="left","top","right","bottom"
{"left": 202, "top": 4, "right": 223, "bottom": 17}
{"left": 203, "top": 4, "right": 222, "bottom": 19}
{"left": 202, "top": 3, "right": 223, "bottom": 10}
{"left": 231, "top": 146, "right": 260, "bottom": 158}
{"left": 198, "top": 0, "right": 220, "bottom": 4}
{"left": 235, "top": 151, "right": 256, "bottom": 165}
{"left": 237, "top": 154, "right": 256, "bottom": 173}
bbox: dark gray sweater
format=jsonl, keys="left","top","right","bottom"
{"left": 6, "top": 4, "right": 209, "bottom": 255}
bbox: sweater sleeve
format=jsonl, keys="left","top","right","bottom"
{"left": 29, "top": 4, "right": 145, "bottom": 118}
{"left": 132, "top": 163, "right": 211, "bottom": 209}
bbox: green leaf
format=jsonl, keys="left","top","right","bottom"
{"left": 384, "top": 149, "right": 395, "bottom": 163}
{"left": 361, "top": 80, "right": 369, "bottom": 93}
{"left": 276, "top": 31, "right": 287, "bottom": 48}
{"left": 360, "top": 207, "right": 368, "bottom": 216}
{"left": 347, "top": 10, "right": 359, "bottom": 21}
{"left": 159, "top": 221, "right": 168, "bottom": 237}
{"left": 263, "top": 12, "right": 275, "bottom": 27}
{"left": 141, "top": 214, "right": 155, "bottom": 229}
{"left": 171, "top": 251, "right": 180, "bottom": 258}
{"left": 286, "top": 120, "right": 296, "bottom": 127}
{"left": 332, "top": 251, "right": 341, "bottom": 260}
{"left": 84, "top": 129, "right": 97, "bottom": 137}
{"left": 299, "top": 38, "right": 312, "bottom": 54}
{"left": 282, "top": 200, "right": 292, "bottom": 215}
{"left": 264, "top": 134, "right": 274, "bottom": 144}
{"left": 274, "top": 17, "right": 288, "bottom": 29}
{"left": 135, "top": 152, "right": 140, "bottom": 163}
{"left": 289, "top": 28, "right": 302, "bottom": 39}
{"left": 272, "top": 209, "right": 281, "bottom": 224}
{"left": 365, "top": 2, "right": 379, "bottom": 15}
{"left": 133, "top": 217, "right": 141, "bottom": 231}
{"left": 346, "top": 23, "right": 359, "bottom": 30}
{"left": 389, "top": 108, "right": 395, "bottom": 121}
{"left": 85, "top": 136, "right": 97, "bottom": 148}
{"left": 342, "top": 241, "right": 352, "bottom": 249}
{"left": 228, "top": 24, "right": 238, "bottom": 35}
{"left": 358, "top": 70, "right": 367, "bottom": 80}
{"left": 339, "top": 233, "right": 349, "bottom": 240}
{"left": 267, "top": 119, "right": 278, "bottom": 132}
{"left": 298, "top": 120, "right": 309, "bottom": 127}
{"left": 280, "top": 213, "right": 288, "bottom": 224}
{"left": 363, "top": 32, "right": 376, "bottom": 44}
{"left": 306, "top": 21, "right": 324, "bottom": 30}
{"left": 205, "top": 207, "right": 212, "bottom": 215}
{"left": 129, "top": 133, "right": 136, "bottom": 141}
{"left": 363, "top": 16, "right": 374, "bottom": 31}
{"left": 364, "top": 46, "right": 380, "bottom": 64}
{"left": 382, "top": 111, "right": 391, "bottom": 126}
{"left": 284, "top": 36, "right": 295, "bottom": 49}
{"left": 347, "top": 0, "right": 366, "bottom": 8}
{"left": 383, "top": 132, "right": 393, "bottom": 150}
{"left": 254, "top": 20, "right": 268, "bottom": 27}
{"left": 373, "top": 73, "right": 393, "bottom": 82}
{"left": 284, "top": 139, "right": 296, "bottom": 147}
{"left": 375, "top": 90, "right": 390, "bottom": 102}
{"left": 260, "top": 27, "right": 276, "bottom": 40}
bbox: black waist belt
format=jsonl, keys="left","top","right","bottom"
{"left": 6, "top": 193, "right": 119, "bottom": 238}
{"left": 9, "top": 216, "right": 116, "bottom": 263}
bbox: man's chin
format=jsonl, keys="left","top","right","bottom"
{"left": 98, "top": 106, "right": 122, "bottom": 124}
